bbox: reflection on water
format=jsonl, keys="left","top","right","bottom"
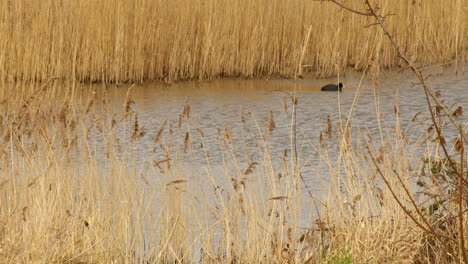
{"left": 87, "top": 67, "right": 467, "bottom": 198}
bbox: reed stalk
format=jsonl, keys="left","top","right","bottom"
{"left": 0, "top": 0, "right": 465, "bottom": 83}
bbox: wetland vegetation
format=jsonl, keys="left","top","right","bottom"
{"left": 0, "top": 0, "right": 466, "bottom": 263}
{"left": 0, "top": 0, "right": 465, "bottom": 82}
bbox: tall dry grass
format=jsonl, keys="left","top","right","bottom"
{"left": 0, "top": 0, "right": 465, "bottom": 83}
{"left": 0, "top": 80, "right": 465, "bottom": 263}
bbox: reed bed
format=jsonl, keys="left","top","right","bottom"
{"left": 0, "top": 80, "right": 465, "bottom": 263}
{"left": 0, "top": 0, "right": 465, "bottom": 83}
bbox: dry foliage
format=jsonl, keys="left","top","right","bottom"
{"left": 0, "top": 0, "right": 465, "bottom": 82}
{"left": 0, "top": 79, "right": 465, "bottom": 263}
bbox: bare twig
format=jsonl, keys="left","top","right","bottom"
{"left": 326, "top": 0, "right": 467, "bottom": 262}
{"left": 367, "top": 147, "right": 455, "bottom": 242}
{"left": 326, "top": 0, "right": 373, "bottom": 16}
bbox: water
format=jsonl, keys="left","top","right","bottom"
{"left": 74, "top": 68, "right": 463, "bottom": 228}
{"left": 70, "top": 66, "right": 468, "bottom": 260}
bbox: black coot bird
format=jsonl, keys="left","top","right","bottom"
{"left": 321, "top": 83, "right": 343, "bottom": 91}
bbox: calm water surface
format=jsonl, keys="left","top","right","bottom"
{"left": 88, "top": 67, "right": 467, "bottom": 203}
{"left": 80, "top": 67, "right": 468, "bottom": 251}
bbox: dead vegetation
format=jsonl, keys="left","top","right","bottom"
{"left": 0, "top": 78, "right": 465, "bottom": 263}
{"left": 0, "top": 0, "right": 466, "bottom": 262}
{"left": 0, "top": 0, "right": 465, "bottom": 83}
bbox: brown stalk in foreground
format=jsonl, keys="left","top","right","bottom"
{"left": 325, "top": 0, "right": 467, "bottom": 262}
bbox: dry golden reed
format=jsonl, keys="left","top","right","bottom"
{"left": 0, "top": 0, "right": 465, "bottom": 83}
{"left": 0, "top": 81, "right": 466, "bottom": 263}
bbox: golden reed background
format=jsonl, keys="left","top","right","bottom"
{"left": 0, "top": 0, "right": 466, "bottom": 82}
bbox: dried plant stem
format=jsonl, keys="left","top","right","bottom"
{"left": 156, "top": 216, "right": 180, "bottom": 261}
{"left": 367, "top": 149, "right": 458, "bottom": 257}
{"left": 0, "top": 0, "right": 463, "bottom": 82}
{"left": 275, "top": 90, "right": 321, "bottom": 219}
{"left": 325, "top": 0, "right": 466, "bottom": 262}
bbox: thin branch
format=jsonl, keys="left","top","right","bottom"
{"left": 367, "top": 147, "right": 455, "bottom": 242}
{"left": 325, "top": 0, "right": 373, "bottom": 16}
{"left": 323, "top": 0, "right": 468, "bottom": 262}
{"left": 364, "top": 0, "right": 468, "bottom": 144}
{"left": 392, "top": 169, "right": 456, "bottom": 242}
